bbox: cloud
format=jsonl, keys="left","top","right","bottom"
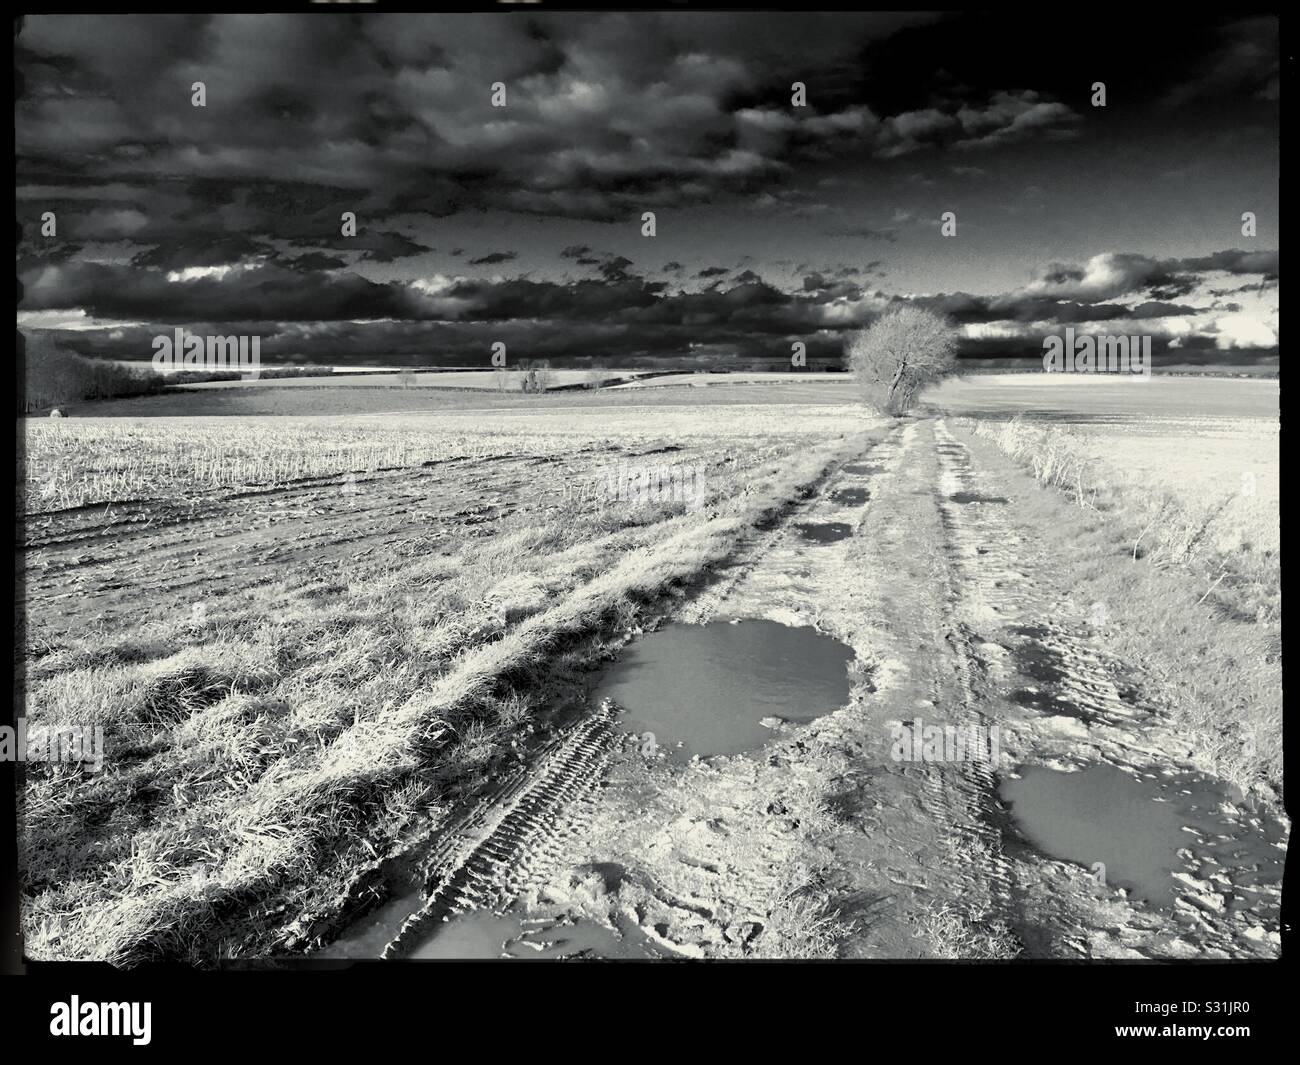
{"left": 824, "top": 225, "right": 899, "bottom": 242}
{"left": 1161, "top": 16, "right": 1280, "bottom": 107}
{"left": 467, "top": 251, "right": 518, "bottom": 266}
{"left": 16, "top": 13, "right": 1080, "bottom": 230}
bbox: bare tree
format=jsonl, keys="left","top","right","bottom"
{"left": 518, "top": 359, "right": 555, "bottom": 393}
{"left": 846, "top": 305, "right": 957, "bottom": 414}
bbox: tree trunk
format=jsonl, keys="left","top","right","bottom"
{"left": 886, "top": 351, "right": 909, "bottom": 406}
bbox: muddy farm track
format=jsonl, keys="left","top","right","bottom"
{"left": 312, "top": 420, "right": 1285, "bottom": 961}
{"left": 18, "top": 417, "right": 1286, "bottom": 963}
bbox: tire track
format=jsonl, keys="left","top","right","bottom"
{"left": 900, "top": 420, "right": 1020, "bottom": 939}
{"left": 380, "top": 700, "right": 620, "bottom": 958}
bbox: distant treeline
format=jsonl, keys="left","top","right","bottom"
{"left": 18, "top": 336, "right": 333, "bottom": 413}
{"left": 20, "top": 338, "right": 165, "bottom": 413}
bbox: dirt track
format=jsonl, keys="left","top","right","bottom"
{"left": 21, "top": 413, "right": 1284, "bottom": 961}
{"left": 315, "top": 417, "right": 1285, "bottom": 960}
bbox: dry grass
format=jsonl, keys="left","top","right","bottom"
{"left": 958, "top": 416, "right": 1281, "bottom": 796}
{"left": 969, "top": 416, "right": 1278, "bottom": 619}
{"left": 910, "top": 900, "right": 1021, "bottom": 960}
{"left": 20, "top": 420, "right": 572, "bottom": 511}
{"left": 20, "top": 404, "right": 867, "bottom": 512}
{"left": 756, "top": 871, "right": 855, "bottom": 960}
{"left": 20, "top": 420, "right": 862, "bottom": 965}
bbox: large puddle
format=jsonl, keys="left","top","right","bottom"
{"left": 591, "top": 619, "right": 854, "bottom": 762}
{"left": 1000, "top": 764, "right": 1285, "bottom": 911}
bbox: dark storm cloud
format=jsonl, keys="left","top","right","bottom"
{"left": 467, "top": 251, "right": 518, "bottom": 266}
{"left": 21, "top": 239, "right": 1279, "bottom": 367}
{"left": 825, "top": 225, "right": 898, "bottom": 242}
{"left": 15, "top": 11, "right": 1086, "bottom": 235}
{"left": 20, "top": 260, "right": 429, "bottom": 322}
{"left": 1019, "top": 250, "right": 1279, "bottom": 304}
{"left": 129, "top": 235, "right": 273, "bottom": 270}
{"left": 352, "top": 231, "right": 435, "bottom": 263}
{"left": 15, "top": 13, "right": 1279, "bottom": 365}
{"left": 283, "top": 252, "right": 347, "bottom": 272}
{"left": 20, "top": 243, "right": 1273, "bottom": 336}
{"left": 598, "top": 256, "right": 636, "bottom": 282}
{"left": 1160, "top": 16, "right": 1280, "bottom": 107}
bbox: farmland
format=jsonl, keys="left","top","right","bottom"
{"left": 16, "top": 376, "right": 1285, "bottom": 963}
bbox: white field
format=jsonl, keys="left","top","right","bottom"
{"left": 926, "top": 374, "right": 1280, "bottom": 536}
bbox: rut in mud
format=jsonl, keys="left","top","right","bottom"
{"left": 380, "top": 700, "right": 619, "bottom": 958}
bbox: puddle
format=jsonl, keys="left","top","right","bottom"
{"left": 949, "top": 491, "right": 1009, "bottom": 504}
{"left": 319, "top": 897, "right": 662, "bottom": 960}
{"left": 591, "top": 619, "right": 854, "bottom": 762}
{"left": 1008, "top": 688, "right": 1084, "bottom": 716}
{"left": 1009, "top": 641, "right": 1068, "bottom": 688}
{"left": 842, "top": 463, "right": 881, "bottom": 475}
{"left": 830, "top": 487, "right": 870, "bottom": 506}
{"left": 794, "top": 521, "right": 853, "bottom": 543}
{"left": 410, "top": 909, "right": 660, "bottom": 960}
{"left": 1000, "top": 764, "right": 1286, "bottom": 911}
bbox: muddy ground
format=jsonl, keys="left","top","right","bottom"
{"left": 315, "top": 417, "right": 1286, "bottom": 961}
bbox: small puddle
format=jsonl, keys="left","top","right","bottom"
{"left": 591, "top": 619, "right": 854, "bottom": 762}
{"left": 1000, "top": 764, "right": 1285, "bottom": 911}
{"left": 949, "top": 491, "right": 1008, "bottom": 505}
{"left": 1008, "top": 688, "right": 1085, "bottom": 717}
{"left": 410, "top": 908, "right": 660, "bottom": 960}
{"left": 1010, "top": 641, "right": 1068, "bottom": 688}
{"left": 842, "top": 463, "right": 880, "bottom": 475}
{"left": 831, "top": 487, "right": 870, "bottom": 506}
{"left": 794, "top": 521, "right": 853, "bottom": 543}
{"left": 319, "top": 898, "right": 662, "bottom": 960}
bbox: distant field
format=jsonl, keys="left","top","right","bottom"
{"left": 923, "top": 373, "right": 1278, "bottom": 422}
{"left": 22, "top": 401, "right": 868, "bottom": 511}
{"left": 36, "top": 381, "right": 862, "bottom": 418}
{"left": 611, "top": 372, "right": 852, "bottom": 388}
{"left": 176, "top": 369, "right": 647, "bottom": 390}
{"left": 928, "top": 373, "right": 1279, "bottom": 538}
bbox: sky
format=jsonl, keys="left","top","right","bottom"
{"left": 15, "top": 11, "right": 1280, "bottom": 369}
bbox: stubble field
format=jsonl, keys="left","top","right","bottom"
{"left": 16, "top": 376, "right": 1284, "bottom": 964}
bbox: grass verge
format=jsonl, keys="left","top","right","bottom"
{"left": 956, "top": 418, "right": 1281, "bottom": 798}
